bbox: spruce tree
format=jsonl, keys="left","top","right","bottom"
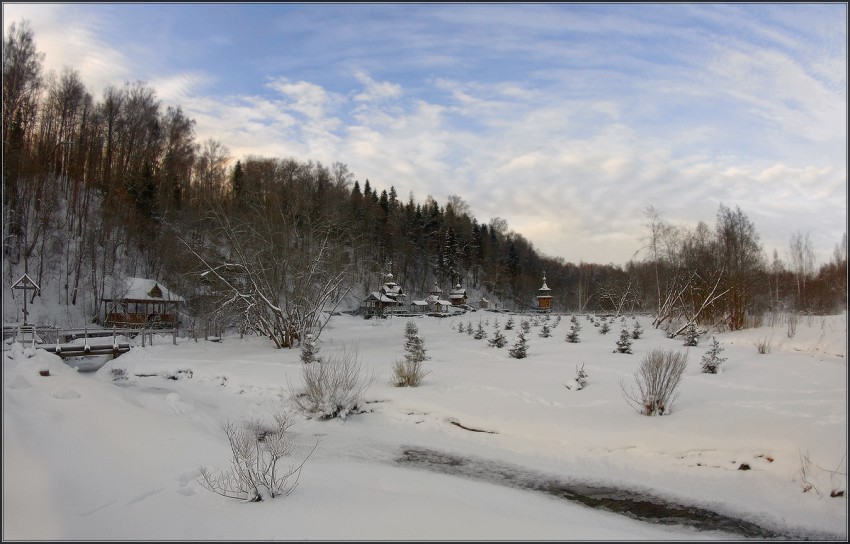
{"left": 615, "top": 327, "right": 633, "bottom": 354}
{"left": 566, "top": 318, "right": 581, "bottom": 343}
{"left": 701, "top": 336, "right": 726, "bottom": 373}
{"left": 574, "top": 363, "right": 588, "bottom": 389}
{"left": 488, "top": 327, "right": 507, "bottom": 348}
{"left": 300, "top": 333, "right": 320, "bottom": 364}
{"left": 473, "top": 320, "right": 487, "bottom": 340}
{"left": 631, "top": 319, "right": 644, "bottom": 339}
{"left": 509, "top": 331, "right": 529, "bottom": 359}
{"left": 504, "top": 317, "right": 515, "bottom": 330}
{"left": 539, "top": 322, "right": 552, "bottom": 338}
{"left": 599, "top": 320, "right": 611, "bottom": 335}
{"left": 403, "top": 321, "right": 428, "bottom": 364}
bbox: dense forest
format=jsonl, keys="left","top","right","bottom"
{"left": 3, "top": 20, "right": 847, "bottom": 347}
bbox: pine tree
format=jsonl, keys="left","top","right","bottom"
{"left": 488, "top": 327, "right": 507, "bottom": 348}
{"left": 615, "top": 327, "right": 633, "bottom": 354}
{"left": 403, "top": 321, "right": 428, "bottom": 364}
{"left": 504, "top": 317, "right": 515, "bottom": 330}
{"left": 466, "top": 320, "right": 474, "bottom": 335}
{"left": 457, "top": 321, "right": 465, "bottom": 334}
{"left": 599, "top": 320, "right": 611, "bottom": 335}
{"left": 300, "top": 333, "right": 320, "bottom": 364}
{"left": 521, "top": 320, "right": 531, "bottom": 333}
{"left": 683, "top": 322, "right": 700, "bottom": 347}
{"left": 509, "top": 331, "right": 529, "bottom": 359}
{"left": 539, "top": 322, "right": 552, "bottom": 338}
{"left": 701, "top": 336, "right": 726, "bottom": 373}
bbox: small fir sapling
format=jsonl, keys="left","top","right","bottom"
{"left": 508, "top": 331, "right": 529, "bottom": 359}
{"left": 300, "top": 333, "right": 320, "bottom": 364}
{"left": 566, "top": 317, "right": 581, "bottom": 343}
{"left": 392, "top": 323, "right": 430, "bottom": 388}
{"left": 701, "top": 336, "right": 726, "bottom": 374}
{"left": 683, "top": 322, "right": 700, "bottom": 347}
{"left": 488, "top": 327, "right": 507, "bottom": 348}
{"left": 473, "top": 320, "right": 487, "bottom": 340}
{"left": 457, "top": 321, "right": 465, "bottom": 334}
{"left": 631, "top": 319, "right": 644, "bottom": 339}
{"left": 504, "top": 317, "right": 515, "bottom": 330}
{"left": 403, "top": 321, "right": 429, "bottom": 364}
{"left": 539, "top": 322, "right": 552, "bottom": 338}
{"left": 521, "top": 320, "right": 531, "bottom": 333}
{"left": 599, "top": 320, "right": 611, "bottom": 335}
{"left": 615, "top": 327, "right": 633, "bottom": 354}
{"left": 467, "top": 320, "right": 474, "bottom": 335}
{"left": 566, "top": 363, "right": 589, "bottom": 390}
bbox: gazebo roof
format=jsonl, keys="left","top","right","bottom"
{"left": 103, "top": 277, "right": 184, "bottom": 303}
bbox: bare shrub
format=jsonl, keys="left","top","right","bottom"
{"left": 198, "top": 413, "right": 316, "bottom": 502}
{"left": 755, "top": 335, "right": 773, "bottom": 354}
{"left": 391, "top": 357, "right": 429, "bottom": 387}
{"left": 621, "top": 349, "right": 688, "bottom": 416}
{"left": 795, "top": 450, "right": 847, "bottom": 497}
{"left": 290, "top": 345, "right": 374, "bottom": 420}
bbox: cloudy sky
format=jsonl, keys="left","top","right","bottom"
{"left": 3, "top": 3, "right": 847, "bottom": 266}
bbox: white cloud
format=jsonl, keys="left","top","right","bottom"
{"left": 3, "top": 4, "right": 132, "bottom": 96}
{"left": 352, "top": 70, "right": 402, "bottom": 102}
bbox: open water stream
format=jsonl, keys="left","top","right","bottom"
{"left": 397, "top": 447, "right": 843, "bottom": 540}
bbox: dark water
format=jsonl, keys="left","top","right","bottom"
{"left": 397, "top": 447, "right": 843, "bottom": 540}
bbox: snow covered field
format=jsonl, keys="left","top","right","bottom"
{"left": 3, "top": 311, "right": 846, "bottom": 540}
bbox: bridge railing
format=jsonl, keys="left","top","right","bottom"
{"left": 3, "top": 322, "right": 232, "bottom": 351}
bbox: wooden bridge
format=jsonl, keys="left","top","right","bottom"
{"left": 3, "top": 325, "right": 165, "bottom": 360}
{"left": 41, "top": 341, "right": 132, "bottom": 359}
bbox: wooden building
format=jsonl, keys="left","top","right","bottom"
{"left": 362, "top": 270, "right": 407, "bottom": 317}
{"left": 536, "top": 273, "right": 553, "bottom": 312}
{"left": 448, "top": 283, "right": 468, "bottom": 306}
{"left": 102, "top": 277, "right": 184, "bottom": 328}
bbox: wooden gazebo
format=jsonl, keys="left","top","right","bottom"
{"left": 102, "top": 277, "right": 184, "bottom": 328}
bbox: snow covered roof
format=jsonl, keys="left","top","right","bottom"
{"left": 449, "top": 284, "right": 467, "bottom": 299}
{"left": 410, "top": 300, "right": 430, "bottom": 307}
{"left": 365, "top": 292, "right": 397, "bottom": 303}
{"left": 434, "top": 299, "right": 453, "bottom": 306}
{"left": 103, "top": 277, "right": 184, "bottom": 303}
{"left": 539, "top": 272, "right": 551, "bottom": 292}
{"left": 382, "top": 284, "right": 405, "bottom": 297}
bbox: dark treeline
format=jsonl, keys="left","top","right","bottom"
{"left": 3, "top": 20, "right": 846, "bottom": 341}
